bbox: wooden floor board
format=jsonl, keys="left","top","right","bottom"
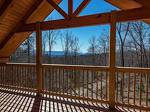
{"left": 0, "top": 87, "right": 148, "bottom": 112}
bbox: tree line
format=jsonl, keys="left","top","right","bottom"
{"left": 11, "top": 21, "right": 150, "bottom": 68}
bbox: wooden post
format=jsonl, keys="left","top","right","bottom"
{"left": 109, "top": 11, "right": 116, "bottom": 110}
{"left": 36, "top": 22, "right": 42, "bottom": 95}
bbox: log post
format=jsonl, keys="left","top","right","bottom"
{"left": 36, "top": 22, "right": 42, "bottom": 95}
{"left": 109, "top": 11, "right": 117, "bottom": 110}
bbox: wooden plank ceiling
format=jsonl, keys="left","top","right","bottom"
{"left": 105, "top": 0, "right": 150, "bottom": 24}
{"left": 0, "top": 0, "right": 61, "bottom": 59}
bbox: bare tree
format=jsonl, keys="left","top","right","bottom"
{"left": 117, "top": 22, "right": 130, "bottom": 67}
{"left": 70, "top": 36, "right": 80, "bottom": 65}
{"left": 45, "top": 30, "right": 59, "bottom": 63}
{"left": 87, "top": 36, "right": 99, "bottom": 65}
{"left": 61, "top": 31, "right": 73, "bottom": 64}
{"left": 23, "top": 35, "right": 35, "bottom": 63}
{"left": 97, "top": 31, "right": 109, "bottom": 66}
{"left": 129, "top": 22, "right": 150, "bottom": 67}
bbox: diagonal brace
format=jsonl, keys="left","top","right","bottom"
{"left": 47, "top": 0, "right": 69, "bottom": 19}
{"left": 73, "top": 0, "right": 90, "bottom": 16}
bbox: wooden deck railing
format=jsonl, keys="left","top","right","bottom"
{"left": 115, "top": 67, "right": 150, "bottom": 110}
{"left": 0, "top": 63, "right": 150, "bottom": 111}
{"left": 0, "top": 63, "right": 36, "bottom": 91}
{"left": 42, "top": 64, "right": 109, "bottom": 104}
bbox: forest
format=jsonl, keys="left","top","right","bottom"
{"left": 11, "top": 21, "right": 150, "bottom": 68}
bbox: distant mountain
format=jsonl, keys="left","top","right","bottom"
{"left": 45, "top": 51, "right": 64, "bottom": 56}
{"left": 45, "top": 51, "right": 86, "bottom": 57}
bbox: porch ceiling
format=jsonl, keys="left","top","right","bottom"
{"left": 105, "top": 0, "right": 150, "bottom": 24}
{"left": 0, "top": 0, "right": 61, "bottom": 58}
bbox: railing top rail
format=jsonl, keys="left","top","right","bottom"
{"left": 116, "top": 67, "right": 150, "bottom": 73}
{"left": 1, "top": 63, "right": 150, "bottom": 73}
{"left": 5, "top": 63, "right": 36, "bottom": 67}
{"left": 42, "top": 64, "right": 109, "bottom": 71}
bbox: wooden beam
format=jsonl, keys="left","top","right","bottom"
{"left": 68, "top": 0, "right": 73, "bottom": 17}
{"left": 0, "top": 57, "right": 9, "bottom": 63}
{"left": 0, "top": 0, "right": 43, "bottom": 49}
{"left": 36, "top": 22, "right": 43, "bottom": 94}
{"left": 134, "top": 0, "right": 150, "bottom": 8}
{"left": 73, "top": 0, "right": 90, "bottom": 16}
{"left": 0, "top": 0, "right": 13, "bottom": 17}
{"left": 105, "top": 0, "right": 142, "bottom": 9}
{"left": 109, "top": 11, "right": 116, "bottom": 109}
{"left": 17, "top": 7, "right": 150, "bottom": 32}
{"left": 47, "top": 0, "right": 68, "bottom": 19}
{"left": 17, "top": 13, "right": 109, "bottom": 32}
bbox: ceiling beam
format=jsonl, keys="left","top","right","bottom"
{"left": 47, "top": 0, "right": 68, "bottom": 19}
{"left": 17, "top": 7, "right": 150, "bottom": 32}
{"left": 0, "top": 0, "right": 43, "bottom": 49}
{"left": 68, "top": 0, "right": 73, "bottom": 17}
{"left": 0, "top": 0, "right": 13, "bottom": 16}
{"left": 73, "top": 0, "right": 90, "bottom": 16}
{"left": 17, "top": 13, "right": 109, "bottom": 32}
{"left": 134, "top": 0, "right": 150, "bottom": 8}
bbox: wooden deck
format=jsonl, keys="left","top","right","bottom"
{"left": 0, "top": 87, "right": 149, "bottom": 112}
{"left": 0, "top": 87, "right": 109, "bottom": 112}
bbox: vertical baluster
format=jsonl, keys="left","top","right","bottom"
{"left": 55, "top": 68, "right": 57, "bottom": 93}
{"left": 49, "top": 67, "right": 51, "bottom": 92}
{"left": 101, "top": 72, "right": 103, "bottom": 99}
{"left": 139, "top": 73, "right": 142, "bottom": 106}
{"left": 133, "top": 73, "right": 136, "bottom": 105}
{"left": 96, "top": 71, "right": 99, "bottom": 100}
{"left": 25, "top": 66, "right": 27, "bottom": 88}
{"left": 78, "top": 70, "right": 81, "bottom": 97}
{"left": 87, "top": 70, "right": 89, "bottom": 98}
{"left": 52, "top": 67, "right": 54, "bottom": 92}
{"left": 68, "top": 69, "right": 70, "bottom": 95}
{"left": 146, "top": 73, "right": 148, "bottom": 106}
{"left": 62, "top": 69, "right": 65, "bottom": 95}
{"left": 74, "top": 69, "right": 77, "bottom": 97}
{"left": 57, "top": 68, "right": 59, "bottom": 93}
{"left": 59, "top": 68, "right": 61, "bottom": 94}
{"left": 1, "top": 65, "right": 2, "bottom": 84}
{"left": 0, "top": 65, "right": 1, "bottom": 85}
{"left": 128, "top": 72, "right": 131, "bottom": 104}
{"left": 0, "top": 65, "right": 1, "bottom": 84}
{"left": 12, "top": 65, "right": 14, "bottom": 86}
{"left": 48, "top": 67, "right": 49, "bottom": 92}
{"left": 90, "top": 71, "right": 92, "bottom": 99}
{"left": 83, "top": 70, "right": 85, "bottom": 98}
{"left": 116, "top": 72, "right": 118, "bottom": 102}
{"left": 32, "top": 66, "right": 34, "bottom": 89}
{"left": 106, "top": 71, "right": 108, "bottom": 100}
{"left": 19, "top": 66, "right": 21, "bottom": 88}
{"left": 29, "top": 66, "right": 31, "bottom": 89}
{"left": 122, "top": 72, "right": 124, "bottom": 103}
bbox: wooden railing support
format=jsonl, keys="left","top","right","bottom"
{"left": 36, "top": 22, "right": 43, "bottom": 95}
{"left": 0, "top": 57, "right": 9, "bottom": 63}
{"left": 109, "top": 11, "right": 117, "bottom": 110}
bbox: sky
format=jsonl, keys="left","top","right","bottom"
{"left": 44, "top": 0, "right": 117, "bottom": 53}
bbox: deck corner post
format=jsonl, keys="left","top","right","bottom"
{"left": 109, "top": 11, "right": 117, "bottom": 110}
{"left": 36, "top": 21, "right": 43, "bottom": 95}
